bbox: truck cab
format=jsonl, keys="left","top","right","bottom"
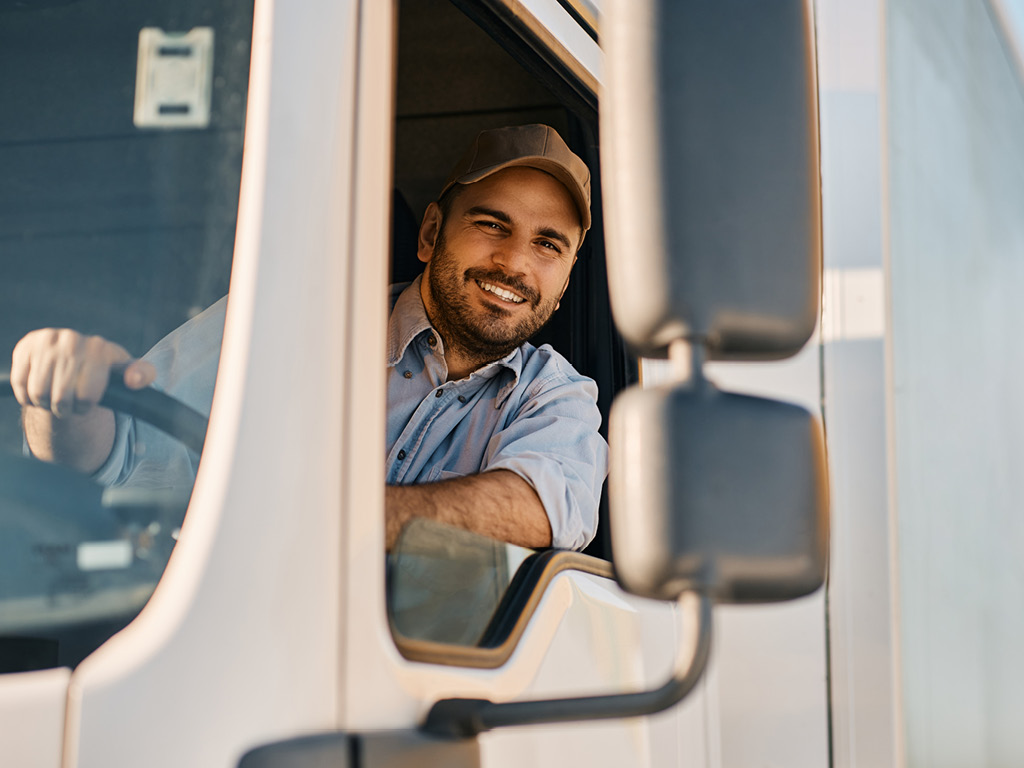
{"left": 0, "top": 1, "right": 828, "bottom": 766}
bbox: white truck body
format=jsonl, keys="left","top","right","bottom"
{"left": 3, "top": 0, "right": 1023, "bottom": 766}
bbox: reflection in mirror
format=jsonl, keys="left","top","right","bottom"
{"left": 387, "top": 519, "right": 533, "bottom": 647}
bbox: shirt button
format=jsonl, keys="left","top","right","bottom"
{"left": 403, "top": 371, "right": 412, "bottom": 379}
{"left": 435, "top": 390, "right": 443, "bottom": 398}
{"left": 427, "top": 335, "right": 437, "bottom": 347}
{"left": 458, "top": 395, "right": 466, "bottom": 403}
{"left": 397, "top": 449, "right": 406, "bottom": 460}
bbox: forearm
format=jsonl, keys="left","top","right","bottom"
{"left": 22, "top": 405, "right": 116, "bottom": 475}
{"left": 385, "top": 469, "right": 552, "bottom": 551}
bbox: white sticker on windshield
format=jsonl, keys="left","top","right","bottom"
{"left": 134, "top": 27, "right": 215, "bottom": 129}
{"left": 78, "top": 540, "right": 133, "bottom": 571}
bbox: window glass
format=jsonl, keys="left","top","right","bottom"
{"left": 388, "top": 519, "right": 533, "bottom": 647}
{"left": 0, "top": 0, "right": 254, "bottom": 673}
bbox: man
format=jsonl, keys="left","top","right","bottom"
{"left": 12, "top": 124, "right": 607, "bottom": 551}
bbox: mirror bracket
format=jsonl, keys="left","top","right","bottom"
{"left": 666, "top": 338, "right": 706, "bottom": 387}
{"left": 420, "top": 591, "right": 712, "bottom": 738}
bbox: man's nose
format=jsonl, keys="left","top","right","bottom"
{"left": 491, "top": 236, "right": 530, "bottom": 274}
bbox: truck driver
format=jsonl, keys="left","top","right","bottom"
{"left": 11, "top": 124, "right": 608, "bottom": 551}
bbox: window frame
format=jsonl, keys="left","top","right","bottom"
{"left": 386, "top": 0, "right": 630, "bottom": 669}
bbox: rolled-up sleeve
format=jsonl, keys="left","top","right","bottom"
{"left": 483, "top": 372, "right": 608, "bottom": 550}
{"left": 91, "top": 412, "right": 136, "bottom": 486}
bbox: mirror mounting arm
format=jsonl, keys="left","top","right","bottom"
{"left": 421, "top": 592, "right": 712, "bottom": 739}
{"left": 666, "top": 338, "right": 708, "bottom": 388}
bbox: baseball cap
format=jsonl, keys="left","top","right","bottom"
{"left": 439, "top": 124, "right": 592, "bottom": 232}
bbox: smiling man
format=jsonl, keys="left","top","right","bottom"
{"left": 12, "top": 125, "right": 607, "bottom": 552}
{"left": 384, "top": 125, "right": 607, "bottom": 551}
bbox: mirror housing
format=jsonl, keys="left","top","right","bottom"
{"left": 609, "top": 381, "right": 828, "bottom": 603}
{"left": 600, "top": 0, "right": 821, "bottom": 360}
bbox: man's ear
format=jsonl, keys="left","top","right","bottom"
{"left": 417, "top": 202, "right": 442, "bottom": 264}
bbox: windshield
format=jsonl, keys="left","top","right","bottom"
{"left": 0, "top": 1, "right": 254, "bottom": 673}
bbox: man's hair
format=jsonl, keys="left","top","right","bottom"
{"left": 436, "top": 183, "right": 463, "bottom": 225}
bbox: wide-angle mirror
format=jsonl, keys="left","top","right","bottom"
{"left": 609, "top": 380, "right": 829, "bottom": 604}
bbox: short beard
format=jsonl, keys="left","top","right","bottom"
{"left": 425, "top": 228, "right": 560, "bottom": 366}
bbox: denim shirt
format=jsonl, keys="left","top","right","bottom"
{"left": 387, "top": 278, "right": 607, "bottom": 549}
{"left": 87, "top": 279, "right": 607, "bottom": 550}
{"left": 91, "top": 297, "right": 226, "bottom": 493}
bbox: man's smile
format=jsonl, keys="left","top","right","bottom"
{"left": 475, "top": 279, "right": 526, "bottom": 304}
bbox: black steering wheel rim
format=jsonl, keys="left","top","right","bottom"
{"left": 0, "top": 370, "right": 208, "bottom": 455}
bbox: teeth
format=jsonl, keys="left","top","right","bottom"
{"left": 478, "top": 280, "right": 524, "bottom": 303}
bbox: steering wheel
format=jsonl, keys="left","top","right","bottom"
{"left": 0, "top": 371, "right": 207, "bottom": 454}
{"left": 0, "top": 372, "right": 211, "bottom": 667}
{"left": 0, "top": 368, "right": 208, "bottom": 515}
{"left": 0, "top": 370, "right": 207, "bottom": 447}
{"left": 0, "top": 371, "right": 210, "bottom": 594}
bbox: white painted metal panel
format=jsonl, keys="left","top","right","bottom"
{"left": 476, "top": 574, "right": 702, "bottom": 768}
{"left": 701, "top": 351, "right": 830, "bottom": 768}
{"left": 0, "top": 668, "right": 69, "bottom": 768}
{"left": 814, "top": 2, "right": 902, "bottom": 767}
{"left": 887, "top": 0, "right": 1024, "bottom": 764}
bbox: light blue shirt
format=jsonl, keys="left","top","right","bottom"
{"left": 387, "top": 278, "right": 607, "bottom": 549}
{"left": 93, "top": 297, "right": 226, "bottom": 493}
{"left": 91, "top": 279, "right": 607, "bottom": 549}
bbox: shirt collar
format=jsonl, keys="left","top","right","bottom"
{"left": 387, "top": 276, "right": 433, "bottom": 366}
{"left": 387, "top": 276, "right": 526, "bottom": 399}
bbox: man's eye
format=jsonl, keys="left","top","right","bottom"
{"left": 478, "top": 220, "right": 503, "bottom": 231}
{"left": 538, "top": 240, "right": 561, "bottom": 253}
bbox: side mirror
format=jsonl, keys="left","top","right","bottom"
{"left": 600, "top": 0, "right": 826, "bottom": 603}
{"left": 601, "top": 0, "right": 821, "bottom": 360}
{"left": 609, "top": 380, "right": 828, "bottom": 604}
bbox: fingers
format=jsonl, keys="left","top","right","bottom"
{"left": 123, "top": 359, "right": 157, "bottom": 390}
{"left": 9, "top": 333, "right": 34, "bottom": 407}
{"left": 10, "top": 328, "right": 142, "bottom": 418}
{"left": 73, "top": 335, "right": 128, "bottom": 414}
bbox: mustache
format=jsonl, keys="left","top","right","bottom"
{"left": 464, "top": 268, "right": 540, "bottom": 306}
